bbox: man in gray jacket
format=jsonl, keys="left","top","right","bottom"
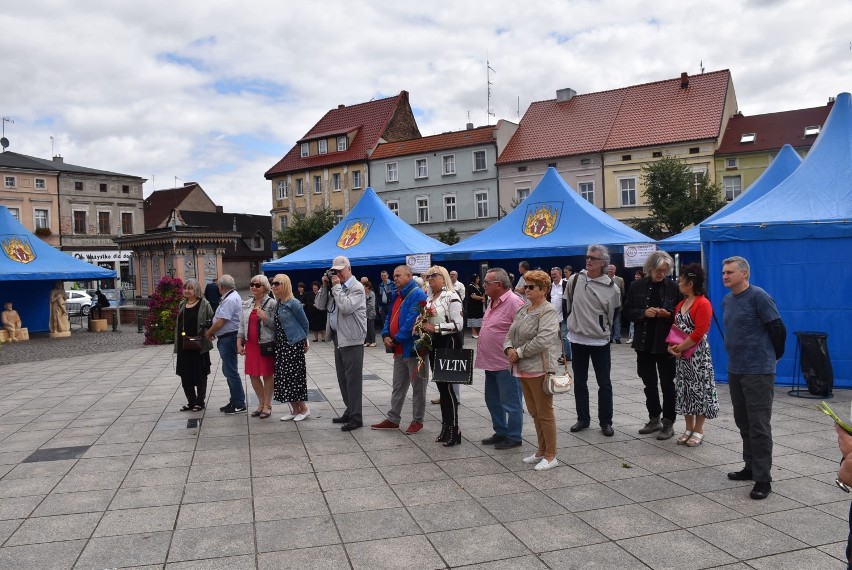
{"left": 566, "top": 245, "right": 621, "bottom": 437}
{"left": 315, "top": 256, "right": 367, "bottom": 431}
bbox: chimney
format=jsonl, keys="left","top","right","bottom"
{"left": 216, "top": 206, "right": 223, "bottom": 214}
{"left": 466, "top": 122, "right": 474, "bottom": 130}
{"left": 338, "top": 104, "right": 345, "bottom": 109}
{"left": 680, "top": 72, "right": 689, "bottom": 89}
{"left": 556, "top": 88, "right": 576, "bottom": 102}
{"left": 184, "top": 181, "right": 196, "bottom": 187}
{"left": 53, "top": 155, "right": 63, "bottom": 163}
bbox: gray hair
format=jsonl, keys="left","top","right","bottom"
{"left": 485, "top": 267, "right": 512, "bottom": 290}
{"left": 250, "top": 274, "right": 271, "bottom": 294}
{"left": 643, "top": 251, "right": 674, "bottom": 276}
{"left": 218, "top": 274, "right": 236, "bottom": 291}
{"left": 183, "top": 278, "right": 203, "bottom": 299}
{"left": 587, "top": 244, "right": 610, "bottom": 266}
{"left": 723, "top": 256, "right": 750, "bottom": 276}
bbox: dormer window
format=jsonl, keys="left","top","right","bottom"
{"left": 250, "top": 234, "right": 264, "bottom": 250}
{"left": 740, "top": 133, "right": 756, "bottom": 143}
{"left": 337, "top": 136, "right": 347, "bottom": 151}
{"left": 318, "top": 140, "right": 328, "bottom": 154}
{"left": 804, "top": 125, "right": 820, "bottom": 137}
{"left": 300, "top": 143, "right": 309, "bottom": 157}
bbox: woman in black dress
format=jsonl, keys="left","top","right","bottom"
{"left": 306, "top": 281, "right": 326, "bottom": 341}
{"left": 466, "top": 274, "right": 485, "bottom": 338}
{"left": 173, "top": 278, "right": 214, "bottom": 411}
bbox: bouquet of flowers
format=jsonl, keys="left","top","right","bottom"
{"left": 413, "top": 300, "right": 436, "bottom": 370}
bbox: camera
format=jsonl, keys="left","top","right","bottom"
{"left": 324, "top": 268, "right": 337, "bottom": 286}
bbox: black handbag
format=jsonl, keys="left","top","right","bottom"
{"left": 180, "top": 308, "right": 202, "bottom": 351}
{"left": 432, "top": 348, "right": 474, "bottom": 384}
{"left": 258, "top": 298, "right": 275, "bottom": 356}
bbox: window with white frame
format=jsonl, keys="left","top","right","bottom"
{"left": 723, "top": 175, "right": 742, "bottom": 201}
{"left": 691, "top": 169, "right": 707, "bottom": 193}
{"left": 295, "top": 178, "right": 304, "bottom": 196}
{"left": 579, "top": 182, "right": 594, "bottom": 204}
{"left": 386, "top": 162, "right": 398, "bottom": 182}
{"left": 442, "top": 155, "right": 455, "bottom": 175}
{"left": 318, "top": 140, "right": 328, "bottom": 154}
{"left": 121, "top": 212, "right": 133, "bottom": 235}
{"left": 276, "top": 180, "right": 288, "bottom": 200}
{"left": 73, "top": 210, "right": 87, "bottom": 234}
{"left": 387, "top": 200, "right": 399, "bottom": 216}
{"left": 416, "top": 198, "right": 429, "bottom": 223}
{"left": 725, "top": 158, "right": 738, "bottom": 168}
{"left": 300, "top": 143, "right": 309, "bottom": 157}
{"left": 336, "top": 136, "right": 347, "bottom": 151}
{"left": 473, "top": 150, "right": 487, "bottom": 171}
{"left": 352, "top": 170, "right": 362, "bottom": 189}
{"left": 333, "top": 209, "right": 343, "bottom": 224}
{"left": 279, "top": 215, "right": 288, "bottom": 230}
{"left": 7, "top": 207, "right": 19, "bottom": 221}
{"left": 4, "top": 176, "right": 15, "bottom": 188}
{"left": 332, "top": 173, "right": 342, "bottom": 192}
{"left": 475, "top": 191, "right": 488, "bottom": 218}
{"left": 444, "top": 195, "right": 457, "bottom": 221}
{"left": 98, "top": 211, "right": 111, "bottom": 235}
{"left": 619, "top": 178, "right": 637, "bottom": 206}
{"left": 415, "top": 158, "right": 428, "bottom": 179}
{"left": 516, "top": 188, "right": 530, "bottom": 202}
{"left": 34, "top": 178, "right": 46, "bottom": 189}
{"left": 313, "top": 176, "right": 322, "bottom": 194}
{"left": 34, "top": 209, "right": 48, "bottom": 229}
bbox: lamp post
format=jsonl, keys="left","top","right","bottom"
{"left": 113, "top": 225, "right": 122, "bottom": 332}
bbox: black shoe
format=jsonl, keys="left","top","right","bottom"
{"left": 727, "top": 468, "right": 753, "bottom": 481}
{"left": 219, "top": 403, "right": 232, "bottom": 412}
{"left": 436, "top": 424, "right": 451, "bottom": 443}
{"left": 443, "top": 427, "right": 462, "bottom": 447}
{"left": 750, "top": 481, "right": 772, "bottom": 500}
{"left": 224, "top": 405, "right": 247, "bottom": 415}
{"left": 481, "top": 434, "right": 506, "bottom": 445}
{"left": 331, "top": 416, "right": 350, "bottom": 424}
{"left": 570, "top": 421, "right": 590, "bottom": 433}
{"left": 601, "top": 424, "right": 615, "bottom": 437}
{"left": 615, "top": 339, "right": 621, "bottom": 344}
{"left": 494, "top": 439, "right": 522, "bottom": 450}
{"left": 341, "top": 421, "right": 362, "bottom": 432}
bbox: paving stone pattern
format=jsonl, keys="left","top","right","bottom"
{"left": 0, "top": 333, "right": 848, "bottom": 568}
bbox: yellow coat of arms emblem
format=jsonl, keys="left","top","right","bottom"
{"left": 337, "top": 219, "right": 371, "bottom": 249}
{"left": 523, "top": 204, "right": 560, "bottom": 238}
{"left": 2, "top": 236, "right": 37, "bottom": 264}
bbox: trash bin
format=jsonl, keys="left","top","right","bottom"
{"left": 795, "top": 331, "right": 833, "bottom": 397}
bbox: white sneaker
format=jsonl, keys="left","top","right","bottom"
{"left": 534, "top": 458, "right": 558, "bottom": 471}
{"left": 522, "top": 454, "right": 544, "bottom": 464}
{"left": 293, "top": 410, "right": 311, "bottom": 422}
{"left": 279, "top": 413, "right": 296, "bottom": 421}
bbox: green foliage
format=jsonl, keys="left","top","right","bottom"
{"left": 143, "top": 276, "right": 183, "bottom": 345}
{"left": 274, "top": 208, "right": 336, "bottom": 255}
{"left": 641, "top": 156, "right": 727, "bottom": 237}
{"left": 437, "top": 227, "right": 460, "bottom": 245}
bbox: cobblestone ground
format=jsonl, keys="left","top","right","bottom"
{"left": 0, "top": 324, "right": 148, "bottom": 366}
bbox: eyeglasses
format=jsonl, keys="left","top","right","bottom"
{"left": 426, "top": 273, "right": 440, "bottom": 279}
{"left": 250, "top": 282, "right": 262, "bottom": 288}
{"left": 483, "top": 280, "right": 497, "bottom": 286}
{"left": 524, "top": 285, "right": 537, "bottom": 291}
{"left": 586, "top": 255, "right": 604, "bottom": 261}
{"left": 271, "top": 281, "right": 282, "bottom": 286}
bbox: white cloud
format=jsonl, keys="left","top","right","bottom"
{"left": 1, "top": 0, "right": 849, "bottom": 215}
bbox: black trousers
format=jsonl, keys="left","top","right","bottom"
{"left": 180, "top": 374, "right": 207, "bottom": 407}
{"left": 636, "top": 350, "right": 677, "bottom": 422}
{"left": 430, "top": 343, "right": 460, "bottom": 429}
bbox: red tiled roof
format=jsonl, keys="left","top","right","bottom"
{"left": 716, "top": 103, "right": 833, "bottom": 154}
{"left": 497, "top": 70, "right": 732, "bottom": 164}
{"left": 371, "top": 126, "right": 495, "bottom": 159}
{"left": 143, "top": 185, "right": 198, "bottom": 230}
{"left": 265, "top": 92, "right": 409, "bottom": 177}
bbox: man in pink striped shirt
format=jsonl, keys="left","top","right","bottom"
{"left": 475, "top": 268, "right": 526, "bottom": 449}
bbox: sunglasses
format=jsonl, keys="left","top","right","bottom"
{"left": 586, "top": 255, "right": 604, "bottom": 261}
{"left": 524, "top": 285, "right": 538, "bottom": 290}
{"left": 249, "top": 282, "right": 263, "bottom": 288}
{"left": 426, "top": 273, "right": 440, "bottom": 279}
{"left": 271, "top": 281, "right": 282, "bottom": 286}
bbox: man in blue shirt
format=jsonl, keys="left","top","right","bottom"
{"left": 205, "top": 274, "right": 246, "bottom": 414}
{"left": 722, "top": 256, "right": 786, "bottom": 500}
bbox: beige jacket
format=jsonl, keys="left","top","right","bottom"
{"left": 503, "top": 302, "right": 560, "bottom": 375}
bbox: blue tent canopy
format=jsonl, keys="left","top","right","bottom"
{"left": 701, "top": 92, "right": 852, "bottom": 387}
{"left": 0, "top": 205, "right": 116, "bottom": 333}
{"left": 658, "top": 145, "right": 802, "bottom": 252}
{"left": 433, "top": 168, "right": 653, "bottom": 261}
{"left": 262, "top": 188, "right": 447, "bottom": 272}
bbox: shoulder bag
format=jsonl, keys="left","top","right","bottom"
{"left": 181, "top": 308, "right": 202, "bottom": 351}
{"left": 258, "top": 298, "right": 276, "bottom": 356}
{"left": 540, "top": 352, "right": 572, "bottom": 395}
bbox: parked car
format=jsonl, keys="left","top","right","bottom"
{"left": 65, "top": 290, "right": 93, "bottom": 315}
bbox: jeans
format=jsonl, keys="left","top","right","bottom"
{"left": 729, "top": 373, "right": 775, "bottom": 483}
{"left": 571, "top": 342, "right": 613, "bottom": 426}
{"left": 611, "top": 308, "right": 622, "bottom": 341}
{"left": 559, "top": 320, "right": 572, "bottom": 360}
{"left": 483, "top": 369, "right": 524, "bottom": 441}
{"left": 217, "top": 334, "right": 245, "bottom": 408}
{"left": 636, "top": 351, "right": 677, "bottom": 422}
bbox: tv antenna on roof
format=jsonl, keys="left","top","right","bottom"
{"left": 1, "top": 117, "right": 13, "bottom": 151}
{"left": 487, "top": 58, "right": 496, "bottom": 125}
{"left": 700, "top": 60, "right": 705, "bottom": 73}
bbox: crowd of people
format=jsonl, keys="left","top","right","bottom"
{"left": 173, "top": 248, "right": 787, "bottom": 502}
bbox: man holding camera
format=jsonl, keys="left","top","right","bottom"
{"left": 315, "top": 256, "right": 367, "bottom": 431}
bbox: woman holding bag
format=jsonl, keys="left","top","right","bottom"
{"left": 668, "top": 264, "right": 718, "bottom": 446}
{"left": 271, "top": 274, "right": 311, "bottom": 422}
{"left": 504, "top": 270, "right": 561, "bottom": 471}
{"left": 174, "top": 278, "right": 214, "bottom": 412}
{"left": 238, "top": 274, "right": 276, "bottom": 419}
{"left": 421, "top": 265, "right": 464, "bottom": 446}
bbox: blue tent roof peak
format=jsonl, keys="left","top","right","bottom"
{"left": 434, "top": 167, "right": 652, "bottom": 261}
{"left": 262, "top": 188, "right": 447, "bottom": 272}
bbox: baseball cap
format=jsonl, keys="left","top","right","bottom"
{"left": 331, "top": 256, "right": 350, "bottom": 270}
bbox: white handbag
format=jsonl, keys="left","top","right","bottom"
{"left": 540, "top": 352, "right": 572, "bottom": 395}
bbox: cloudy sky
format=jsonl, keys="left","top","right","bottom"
{"left": 2, "top": 0, "right": 849, "bottom": 215}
